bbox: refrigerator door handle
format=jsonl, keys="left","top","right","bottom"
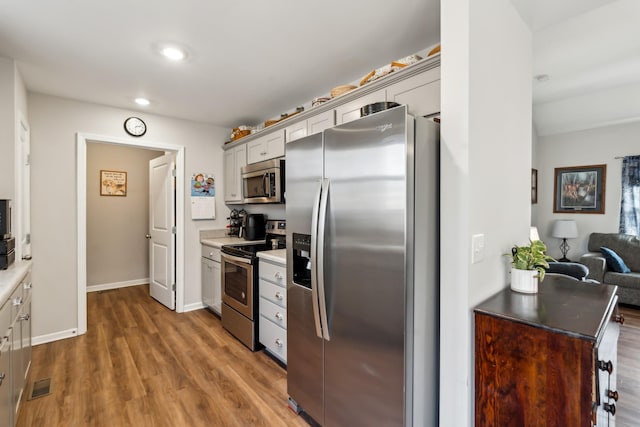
{"left": 317, "top": 178, "right": 331, "bottom": 341}
{"left": 310, "top": 179, "right": 324, "bottom": 339}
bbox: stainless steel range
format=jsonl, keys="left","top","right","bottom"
{"left": 220, "top": 219, "right": 285, "bottom": 350}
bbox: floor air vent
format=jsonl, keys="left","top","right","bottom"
{"left": 28, "top": 378, "right": 52, "bottom": 400}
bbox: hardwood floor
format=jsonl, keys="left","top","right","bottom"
{"left": 16, "top": 287, "right": 640, "bottom": 426}
{"left": 617, "top": 305, "right": 640, "bottom": 427}
{"left": 17, "top": 285, "right": 309, "bottom": 427}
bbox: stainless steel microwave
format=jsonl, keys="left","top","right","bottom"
{"left": 241, "top": 158, "right": 285, "bottom": 204}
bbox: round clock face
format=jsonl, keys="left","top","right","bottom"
{"left": 124, "top": 117, "right": 147, "bottom": 137}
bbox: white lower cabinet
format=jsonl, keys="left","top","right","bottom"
{"left": 258, "top": 258, "right": 287, "bottom": 364}
{"left": 0, "top": 266, "right": 32, "bottom": 427}
{"left": 201, "top": 245, "right": 222, "bottom": 316}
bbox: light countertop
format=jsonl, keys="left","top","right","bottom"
{"left": 200, "top": 236, "right": 252, "bottom": 248}
{"left": 0, "top": 260, "right": 32, "bottom": 306}
{"left": 257, "top": 249, "right": 286, "bottom": 264}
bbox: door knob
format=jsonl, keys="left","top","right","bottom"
{"left": 145, "top": 234, "right": 152, "bottom": 239}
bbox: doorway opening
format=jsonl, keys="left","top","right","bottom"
{"left": 76, "top": 132, "right": 186, "bottom": 336}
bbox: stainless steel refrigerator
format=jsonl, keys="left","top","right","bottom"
{"left": 286, "top": 106, "right": 439, "bottom": 427}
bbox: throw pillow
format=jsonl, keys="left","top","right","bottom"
{"left": 600, "top": 247, "right": 631, "bottom": 273}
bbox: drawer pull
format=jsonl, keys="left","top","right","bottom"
{"left": 275, "top": 291, "right": 283, "bottom": 300}
{"left": 607, "top": 390, "right": 619, "bottom": 401}
{"left": 274, "top": 272, "right": 283, "bottom": 280}
{"left": 275, "top": 312, "right": 283, "bottom": 320}
{"left": 0, "top": 372, "right": 4, "bottom": 386}
{"left": 12, "top": 297, "right": 23, "bottom": 307}
{"left": 603, "top": 403, "right": 616, "bottom": 416}
{"left": 598, "top": 360, "right": 613, "bottom": 374}
{"left": 275, "top": 338, "right": 283, "bottom": 347}
{"left": 23, "top": 282, "right": 32, "bottom": 290}
{"left": 614, "top": 314, "right": 625, "bottom": 324}
{"left": 19, "top": 314, "right": 30, "bottom": 322}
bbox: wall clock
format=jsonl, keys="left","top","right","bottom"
{"left": 124, "top": 117, "right": 147, "bottom": 137}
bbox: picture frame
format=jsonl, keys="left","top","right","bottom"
{"left": 553, "top": 164, "right": 606, "bottom": 214}
{"left": 100, "top": 170, "right": 127, "bottom": 196}
{"left": 531, "top": 168, "right": 538, "bottom": 204}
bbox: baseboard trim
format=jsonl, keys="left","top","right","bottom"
{"left": 87, "top": 278, "right": 149, "bottom": 293}
{"left": 33, "top": 328, "right": 79, "bottom": 346}
{"left": 183, "top": 301, "right": 206, "bottom": 312}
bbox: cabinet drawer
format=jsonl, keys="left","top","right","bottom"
{"left": 259, "top": 260, "right": 286, "bottom": 287}
{"left": 259, "top": 279, "right": 286, "bottom": 308}
{"left": 9, "top": 284, "right": 23, "bottom": 320}
{"left": 259, "top": 315, "right": 287, "bottom": 363}
{"left": 259, "top": 297, "right": 287, "bottom": 329}
{"left": 201, "top": 245, "right": 221, "bottom": 262}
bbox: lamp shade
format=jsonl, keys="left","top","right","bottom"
{"left": 551, "top": 220, "right": 578, "bottom": 239}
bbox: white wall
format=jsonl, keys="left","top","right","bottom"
{"left": 534, "top": 121, "right": 640, "bottom": 260}
{"left": 86, "top": 143, "right": 164, "bottom": 287}
{"left": 28, "top": 93, "right": 229, "bottom": 340}
{"left": 441, "top": 1, "right": 532, "bottom": 425}
{"left": 0, "top": 57, "right": 16, "bottom": 199}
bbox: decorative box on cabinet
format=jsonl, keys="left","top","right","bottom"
{"left": 223, "top": 144, "right": 246, "bottom": 203}
{"left": 247, "top": 130, "right": 285, "bottom": 164}
{"left": 258, "top": 258, "right": 287, "bottom": 364}
{"left": 474, "top": 276, "right": 621, "bottom": 427}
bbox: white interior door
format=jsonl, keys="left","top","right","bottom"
{"left": 149, "top": 153, "right": 176, "bottom": 309}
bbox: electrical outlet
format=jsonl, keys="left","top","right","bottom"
{"left": 472, "top": 234, "right": 485, "bottom": 264}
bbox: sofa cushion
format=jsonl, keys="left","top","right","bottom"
{"left": 600, "top": 247, "right": 631, "bottom": 273}
{"left": 588, "top": 233, "right": 640, "bottom": 272}
{"left": 604, "top": 271, "right": 640, "bottom": 289}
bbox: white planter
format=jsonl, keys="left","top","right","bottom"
{"left": 510, "top": 268, "right": 539, "bottom": 294}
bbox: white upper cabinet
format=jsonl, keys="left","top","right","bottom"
{"left": 285, "top": 110, "right": 335, "bottom": 143}
{"left": 386, "top": 68, "right": 441, "bottom": 117}
{"left": 334, "top": 89, "right": 385, "bottom": 125}
{"left": 224, "top": 143, "right": 246, "bottom": 203}
{"left": 247, "top": 130, "right": 285, "bottom": 164}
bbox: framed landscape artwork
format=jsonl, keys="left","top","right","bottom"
{"left": 553, "top": 164, "right": 606, "bottom": 214}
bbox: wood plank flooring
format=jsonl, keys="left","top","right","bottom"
{"left": 16, "top": 287, "right": 640, "bottom": 426}
{"left": 17, "top": 285, "right": 309, "bottom": 427}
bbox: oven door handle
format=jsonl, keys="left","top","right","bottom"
{"left": 221, "top": 253, "right": 252, "bottom": 265}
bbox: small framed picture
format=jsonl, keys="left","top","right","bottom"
{"left": 100, "top": 170, "right": 127, "bottom": 196}
{"left": 553, "top": 164, "right": 606, "bottom": 214}
{"left": 531, "top": 168, "right": 538, "bottom": 204}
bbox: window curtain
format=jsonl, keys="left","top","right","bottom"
{"left": 619, "top": 155, "right": 640, "bottom": 236}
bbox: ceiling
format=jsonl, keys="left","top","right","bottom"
{"left": 1, "top": 1, "right": 637, "bottom": 137}
{"left": 0, "top": 0, "right": 439, "bottom": 129}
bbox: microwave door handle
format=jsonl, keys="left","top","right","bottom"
{"left": 310, "top": 179, "right": 323, "bottom": 339}
{"left": 317, "top": 178, "right": 330, "bottom": 341}
{"left": 262, "top": 172, "right": 270, "bottom": 197}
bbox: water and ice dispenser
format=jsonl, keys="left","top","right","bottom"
{"left": 292, "top": 233, "right": 312, "bottom": 289}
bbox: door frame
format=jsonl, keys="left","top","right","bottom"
{"left": 76, "top": 132, "right": 186, "bottom": 336}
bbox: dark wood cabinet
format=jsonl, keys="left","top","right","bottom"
{"left": 474, "top": 276, "right": 622, "bottom": 426}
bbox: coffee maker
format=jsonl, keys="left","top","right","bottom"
{"left": 0, "top": 199, "right": 15, "bottom": 269}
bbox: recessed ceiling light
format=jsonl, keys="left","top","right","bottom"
{"left": 161, "top": 46, "right": 186, "bottom": 61}
{"left": 533, "top": 74, "right": 550, "bottom": 82}
{"left": 135, "top": 97, "right": 150, "bottom": 106}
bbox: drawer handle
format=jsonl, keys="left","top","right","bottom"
{"left": 13, "top": 297, "right": 23, "bottom": 307}
{"left": 275, "top": 338, "right": 283, "bottom": 347}
{"left": 603, "top": 403, "right": 616, "bottom": 416}
{"left": 275, "top": 291, "right": 283, "bottom": 300}
{"left": 19, "top": 314, "right": 30, "bottom": 322}
{"left": 274, "top": 272, "right": 283, "bottom": 280}
{"left": 0, "top": 372, "right": 4, "bottom": 385}
{"left": 23, "top": 282, "right": 32, "bottom": 290}
{"left": 275, "top": 312, "right": 283, "bottom": 320}
{"left": 614, "top": 314, "right": 625, "bottom": 324}
{"left": 598, "top": 360, "right": 613, "bottom": 374}
{"left": 607, "top": 389, "right": 619, "bottom": 401}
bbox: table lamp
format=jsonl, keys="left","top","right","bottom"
{"left": 551, "top": 220, "right": 578, "bottom": 262}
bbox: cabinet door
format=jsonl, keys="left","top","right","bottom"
{"left": 248, "top": 131, "right": 285, "bottom": 164}
{"left": 386, "top": 71, "right": 441, "bottom": 117}
{"left": 335, "top": 89, "right": 385, "bottom": 125}
{"left": 0, "top": 336, "right": 11, "bottom": 427}
{"left": 308, "top": 110, "right": 335, "bottom": 136}
{"left": 285, "top": 121, "right": 308, "bottom": 143}
{"left": 247, "top": 138, "right": 265, "bottom": 165}
{"left": 223, "top": 145, "right": 246, "bottom": 203}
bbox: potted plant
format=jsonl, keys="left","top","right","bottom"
{"left": 507, "top": 240, "right": 555, "bottom": 293}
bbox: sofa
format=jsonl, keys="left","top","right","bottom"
{"left": 580, "top": 232, "right": 640, "bottom": 307}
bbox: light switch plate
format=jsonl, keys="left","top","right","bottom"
{"left": 471, "top": 233, "right": 485, "bottom": 264}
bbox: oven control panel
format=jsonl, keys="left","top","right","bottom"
{"left": 265, "top": 219, "right": 286, "bottom": 236}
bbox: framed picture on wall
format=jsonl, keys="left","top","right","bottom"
{"left": 531, "top": 168, "right": 538, "bottom": 204}
{"left": 100, "top": 170, "right": 127, "bottom": 196}
{"left": 553, "top": 164, "right": 606, "bottom": 214}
